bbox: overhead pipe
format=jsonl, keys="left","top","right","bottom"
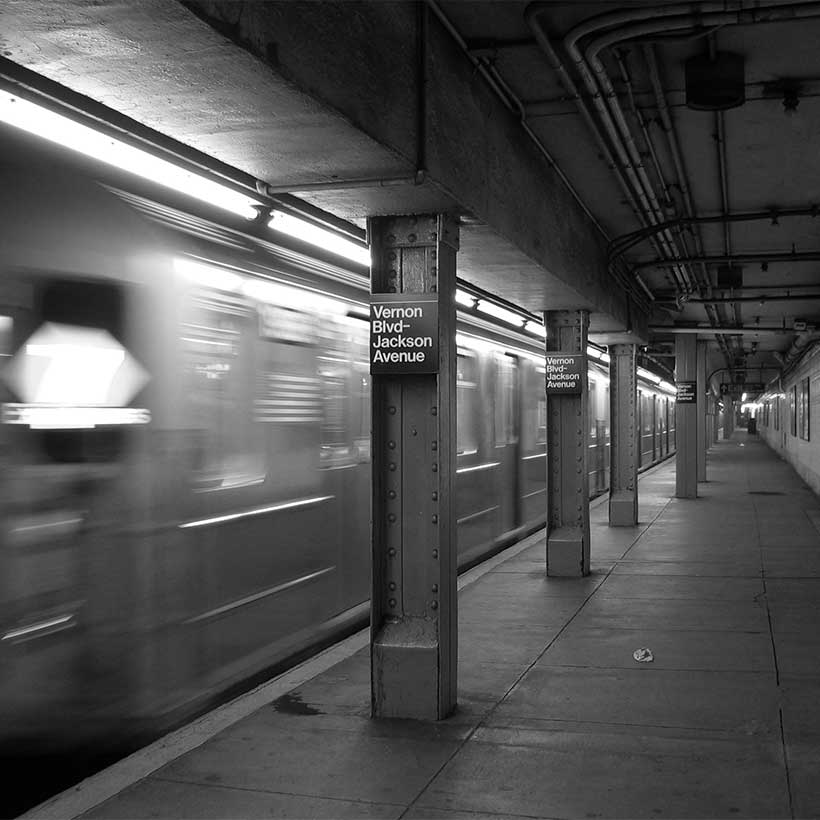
{"left": 635, "top": 250, "right": 820, "bottom": 269}
{"left": 643, "top": 44, "right": 713, "bottom": 297}
{"left": 571, "top": 23, "right": 694, "bottom": 293}
{"left": 551, "top": 1, "right": 820, "bottom": 362}
{"left": 576, "top": 21, "right": 699, "bottom": 294}
{"left": 662, "top": 293, "right": 820, "bottom": 304}
{"left": 649, "top": 325, "right": 791, "bottom": 335}
{"left": 426, "top": 0, "right": 651, "bottom": 310}
{"left": 643, "top": 44, "right": 734, "bottom": 361}
{"left": 609, "top": 205, "right": 820, "bottom": 261}
{"left": 524, "top": 4, "right": 682, "bottom": 295}
{"left": 426, "top": 0, "right": 606, "bottom": 241}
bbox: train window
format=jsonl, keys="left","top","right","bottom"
{"left": 642, "top": 393, "right": 653, "bottom": 435}
{"left": 0, "top": 314, "right": 11, "bottom": 357}
{"left": 183, "top": 293, "right": 267, "bottom": 490}
{"left": 774, "top": 397, "right": 780, "bottom": 431}
{"left": 355, "top": 365, "right": 371, "bottom": 462}
{"left": 589, "top": 380, "right": 597, "bottom": 438}
{"left": 791, "top": 386, "right": 797, "bottom": 437}
{"left": 521, "top": 364, "right": 546, "bottom": 456}
{"left": 535, "top": 366, "right": 547, "bottom": 445}
{"left": 494, "top": 354, "right": 517, "bottom": 447}
{"left": 799, "top": 378, "right": 810, "bottom": 440}
{"left": 457, "top": 350, "right": 478, "bottom": 455}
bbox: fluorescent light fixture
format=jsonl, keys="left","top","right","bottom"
{"left": 742, "top": 392, "right": 748, "bottom": 401}
{"left": 456, "top": 289, "right": 477, "bottom": 308}
{"left": 456, "top": 332, "right": 542, "bottom": 364}
{"left": 637, "top": 367, "right": 662, "bottom": 384}
{"left": 475, "top": 300, "right": 525, "bottom": 326}
{"left": 269, "top": 211, "right": 370, "bottom": 267}
{"left": 659, "top": 380, "right": 676, "bottom": 394}
{"left": 525, "top": 321, "right": 547, "bottom": 338}
{"left": 586, "top": 346, "right": 610, "bottom": 364}
{"left": 0, "top": 90, "right": 262, "bottom": 220}
{"left": 2, "top": 404, "right": 151, "bottom": 428}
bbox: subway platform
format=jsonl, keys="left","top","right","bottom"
{"left": 26, "top": 431, "right": 820, "bottom": 820}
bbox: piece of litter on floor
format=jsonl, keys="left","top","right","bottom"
{"left": 633, "top": 647, "right": 654, "bottom": 663}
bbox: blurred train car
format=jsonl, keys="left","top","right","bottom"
{"left": 0, "top": 137, "right": 675, "bottom": 769}
{"left": 758, "top": 353, "right": 817, "bottom": 494}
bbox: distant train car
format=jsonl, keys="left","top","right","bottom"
{"left": 0, "top": 140, "right": 674, "bottom": 765}
{"left": 758, "top": 352, "right": 817, "bottom": 494}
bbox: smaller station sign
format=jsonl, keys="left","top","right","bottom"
{"left": 676, "top": 381, "right": 697, "bottom": 403}
{"left": 721, "top": 382, "right": 764, "bottom": 395}
{"left": 370, "top": 293, "right": 439, "bottom": 375}
{"left": 545, "top": 353, "right": 586, "bottom": 394}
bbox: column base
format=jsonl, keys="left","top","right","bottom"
{"left": 371, "top": 619, "right": 454, "bottom": 720}
{"left": 609, "top": 490, "right": 638, "bottom": 527}
{"left": 547, "top": 526, "right": 589, "bottom": 577}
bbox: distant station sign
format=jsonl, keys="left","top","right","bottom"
{"left": 721, "top": 382, "right": 764, "bottom": 395}
{"left": 545, "top": 353, "right": 586, "bottom": 394}
{"left": 370, "top": 293, "right": 439, "bottom": 374}
{"left": 676, "top": 381, "right": 697, "bottom": 403}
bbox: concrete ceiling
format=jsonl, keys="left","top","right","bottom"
{"left": 3, "top": 0, "right": 820, "bottom": 384}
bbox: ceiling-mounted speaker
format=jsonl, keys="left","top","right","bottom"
{"left": 685, "top": 52, "right": 745, "bottom": 110}
{"left": 717, "top": 264, "right": 743, "bottom": 289}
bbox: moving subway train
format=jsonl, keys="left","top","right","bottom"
{"left": 0, "top": 138, "right": 675, "bottom": 782}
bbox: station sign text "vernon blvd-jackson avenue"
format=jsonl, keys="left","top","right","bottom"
{"left": 545, "top": 353, "right": 585, "bottom": 394}
{"left": 369, "top": 293, "right": 439, "bottom": 374}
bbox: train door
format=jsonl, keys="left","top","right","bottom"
{"left": 519, "top": 358, "right": 547, "bottom": 527}
{"left": 637, "top": 390, "right": 643, "bottom": 468}
{"left": 495, "top": 353, "right": 520, "bottom": 534}
{"left": 0, "top": 274, "right": 151, "bottom": 744}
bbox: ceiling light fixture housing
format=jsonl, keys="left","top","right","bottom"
{"left": 685, "top": 52, "right": 745, "bottom": 111}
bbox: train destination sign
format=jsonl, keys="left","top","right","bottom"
{"left": 370, "top": 293, "right": 439, "bottom": 374}
{"left": 676, "top": 381, "right": 697, "bottom": 403}
{"left": 545, "top": 353, "right": 585, "bottom": 394}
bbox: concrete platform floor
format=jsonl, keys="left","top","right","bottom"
{"left": 27, "top": 432, "right": 820, "bottom": 819}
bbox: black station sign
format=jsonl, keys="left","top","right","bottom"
{"left": 370, "top": 293, "right": 439, "bottom": 374}
{"left": 721, "top": 382, "right": 764, "bottom": 395}
{"left": 545, "top": 353, "right": 586, "bottom": 394}
{"left": 676, "top": 381, "right": 697, "bottom": 403}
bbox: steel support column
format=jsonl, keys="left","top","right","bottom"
{"left": 369, "top": 214, "right": 458, "bottom": 720}
{"left": 608, "top": 344, "right": 638, "bottom": 526}
{"left": 697, "top": 342, "right": 707, "bottom": 481}
{"left": 545, "top": 310, "right": 590, "bottom": 576}
{"left": 675, "top": 335, "right": 698, "bottom": 498}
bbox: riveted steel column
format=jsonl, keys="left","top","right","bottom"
{"left": 675, "top": 334, "right": 698, "bottom": 498}
{"left": 369, "top": 214, "right": 457, "bottom": 720}
{"left": 609, "top": 344, "right": 638, "bottom": 526}
{"left": 697, "top": 341, "right": 707, "bottom": 481}
{"left": 545, "top": 310, "right": 590, "bottom": 576}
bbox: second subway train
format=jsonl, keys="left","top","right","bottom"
{"left": 0, "top": 145, "right": 676, "bottom": 764}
